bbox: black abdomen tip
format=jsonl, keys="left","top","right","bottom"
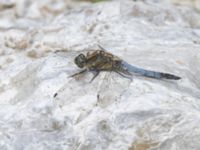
{"left": 172, "top": 75, "right": 181, "bottom": 80}
{"left": 161, "top": 73, "right": 181, "bottom": 80}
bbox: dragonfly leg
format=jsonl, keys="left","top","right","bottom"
{"left": 122, "top": 69, "right": 132, "bottom": 76}
{"left": 69, "top": 69, "right": 87, "bottom": 78}
{"left": 90, "top": 71, "right": 100, "bottom": 83}
{"left": 97, "top": 44, "right": 107, "bottom": 51}
{"left": 116, "top": 71, "right": 133, "bottom": 81}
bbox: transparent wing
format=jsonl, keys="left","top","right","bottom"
{"left": 53, "top": 72, "right": 95, "bottom": 106}
{"left": 54, "top": 69, "right": 131, "bottom": 108}
{"left": 96, "top": 71, "right": 132, "bottom": 108}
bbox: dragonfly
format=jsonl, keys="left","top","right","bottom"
{"left": 70, "top": 45, "right": 181, "bottom": 82}
{"left": 53, "top": 45, "right": 181, "bottom": 107}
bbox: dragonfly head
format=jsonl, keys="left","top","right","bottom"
{"left": 74, "top": 53, "right": 86, "bottom": 68}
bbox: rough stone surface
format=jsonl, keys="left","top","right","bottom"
{"left": 0, "top": 0, "right": 200, "bottom": 150}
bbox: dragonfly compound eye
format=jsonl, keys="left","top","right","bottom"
{"left": 74, "top": 54, "right": 86, "bottom": 68}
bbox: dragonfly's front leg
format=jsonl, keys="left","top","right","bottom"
{"left": 69, "top": 69, "right": 87, "bottom": 78}
{"left": 89, "top": 70, "right": 100, "bottom": 83}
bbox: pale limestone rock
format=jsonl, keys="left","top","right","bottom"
{"left": 0, "top": 1, "right": 200, "bottom": 150}
{"left": 171, "top": 0, "right": 200, "bottom": 10}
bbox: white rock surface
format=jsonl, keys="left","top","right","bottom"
{"left": 0, "top": 0, "right": 200, "bottom": 150}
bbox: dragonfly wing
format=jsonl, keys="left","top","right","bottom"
{"left": 53, "top": 71, "right": 98, "bottom": 107}
{"left": 97, "top": 71, "right": 131, "bottom": 107}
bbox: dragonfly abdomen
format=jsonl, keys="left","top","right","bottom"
{"left": 141, "top": 71, "right": 181, "bottom": 80}
{"left": 121, "top": 61, "right": 181, "bottom": 80}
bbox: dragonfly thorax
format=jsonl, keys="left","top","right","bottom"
{"left": 74, "top": 53, "right": 87, "bottom": 68}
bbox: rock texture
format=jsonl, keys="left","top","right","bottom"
{"left": 0, "top": 0, "right": 200, "bottom": 150}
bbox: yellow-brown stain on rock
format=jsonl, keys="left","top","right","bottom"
{"left": 129, "top": 140, "right": 159, "bottom": 150}
{"left": 27, "top": 50, "right": 37, "bottom": 58}
{"left": 176, "top": 60, "right": 185, "bottom": 65}
{"left": 129, "top": 128, "right": 159, "bottom": 150}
